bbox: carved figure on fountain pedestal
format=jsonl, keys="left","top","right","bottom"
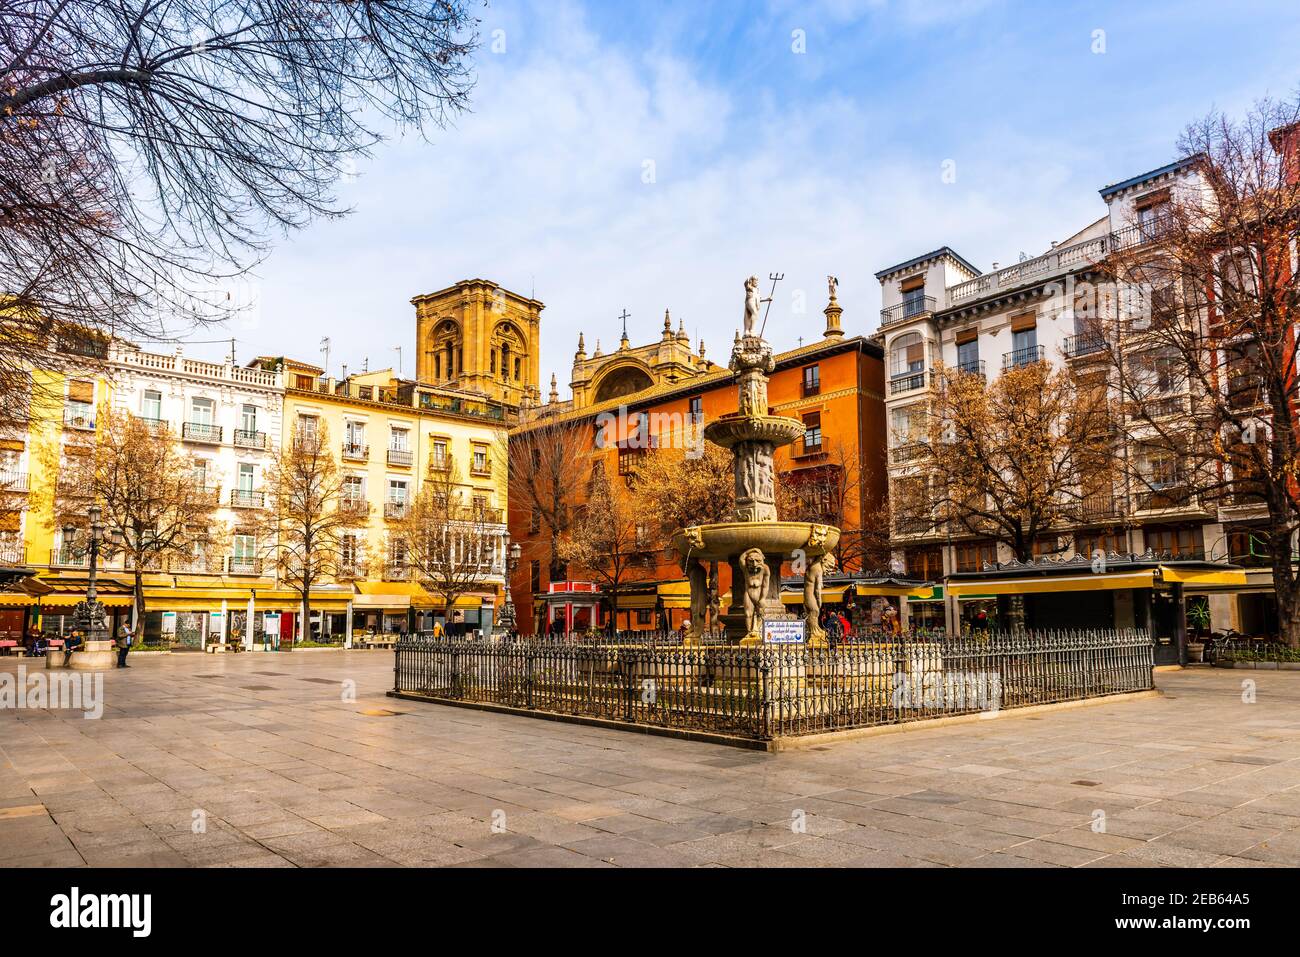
{"left": 743, "top": 276, "right": 760, "bottom": 337}
{"left": 804, "top": 551, "right": 837, "bottom": 645}
{"left": 740, "top": 548, "right": 770, "bottom": 639}
{"left": 684, "top": 556, "right": 708, "bottom": 641}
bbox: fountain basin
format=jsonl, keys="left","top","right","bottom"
{"left": 703, "top": 414, "right": 805, "bottom": 450}
{"left": 672, "top": 522, "right": 840, "bottom": 562}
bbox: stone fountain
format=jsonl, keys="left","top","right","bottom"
{"left": 672, "top": 277, "right": 840, "bottom": 646}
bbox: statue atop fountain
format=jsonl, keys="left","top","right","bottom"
{"left": 672, "top": 276, "right": 841, "bottom": 645}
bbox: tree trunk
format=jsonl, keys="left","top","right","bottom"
{"left": 1276, "top": 563, "right": 1300, "bottom": 648}
{"left": 300, "top": 593, "right": 310, "bottom": 646}
{"left": 132, "top": 566, "right": 145, "bottom": 634}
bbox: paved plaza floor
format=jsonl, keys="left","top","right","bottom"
{"left": 2, "top": 650, "right": 1299, "bottom": 868}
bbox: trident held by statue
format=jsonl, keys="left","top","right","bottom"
{"left": 758, "top": 273, "right": 783, "bottom": 340}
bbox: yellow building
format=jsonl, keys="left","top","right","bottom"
{"left": 277, "top": 363, "right": 512, "bottom": 635}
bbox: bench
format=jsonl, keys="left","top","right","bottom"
{"left": 0, "top": 640, "right": 18, "bottom": 656}
{"left": 205, "top": 643, "right": 229, "bottom": 654}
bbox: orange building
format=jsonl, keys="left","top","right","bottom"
{"left": 508, "top": 292, "right": 888, "bottom": 634}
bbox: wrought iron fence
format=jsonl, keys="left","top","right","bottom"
{"left": 394, "top": 628, "right": 1153, "bottom": 741}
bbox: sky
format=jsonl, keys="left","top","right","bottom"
{"left": 174, "top": 0, "right": 1300, "bottom": 397}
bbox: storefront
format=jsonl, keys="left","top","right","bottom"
{"left": 945, "top": 555, "right": 1247, "bottom": 665}
{"left": 779, "top": 574, "right": 934, "bottom": 631}
{"left": 533, "top": 581, "right": 603, "bottom": 635}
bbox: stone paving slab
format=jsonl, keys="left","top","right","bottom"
{"left": 2, "top": 653, "right": 1299, "bottom": 867}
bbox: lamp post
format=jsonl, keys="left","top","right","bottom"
{"left": 497, "top": 534, "right": 521, "bottom": 637}
{"left": 62, "top": 505, "right": 122, "bottom": 641}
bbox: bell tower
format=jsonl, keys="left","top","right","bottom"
{"left": 411, "top": 279, "right": 543, "bottom": 407}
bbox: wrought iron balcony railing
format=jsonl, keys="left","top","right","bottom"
{"left": 880, "top": 296, "right": 936, "bottom": 327}
{"left": 63, "top": 408, "right": 95, "bottom": 430}
{"left": 1063, "top": 333, "right": 1106, "bottom": 359}
{"left": 342, "top": 442, "right": 369, "bottom": 461}
{"left": 384, "top": 501, "right": 408, "bottom": 520}
{"left": 0, "top": 470, "right": 29, "bottom": 493}
{"left": 889, "top": 370, "right": 929, "bottom": 395}
{"left": 230, "top": 488, "right": 265, "bottom": 508}
{"left": 1002, "top": 345, "right": 1046, "bottom": 370}
{"left": 233, "top": 429, "right": 267, "bottom": 450}
{"left": 226, "top": 556, "right": 263, "bottom": 576}
{"left": 387, "top": 448, "right": 413, "bottom": 467}
{"left": 954, "top": 359, "right": 986, "bottom": 381}
{"left": 182, "top": 422, "right": 222, "bottom": 443}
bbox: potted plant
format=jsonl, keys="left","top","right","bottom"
{"left": 1186, "top": 600, "right": 1211, "bottom": 662}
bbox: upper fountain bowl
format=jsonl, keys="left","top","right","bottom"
{"left": 703, "top": 414, "right": 806, "bottom": 450}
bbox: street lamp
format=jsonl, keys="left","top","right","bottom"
{"left": 497, "top": 534, "right": 522, "bottom": 637}
{"left": 61, "top": 505, "right": 122, "bottom": 640}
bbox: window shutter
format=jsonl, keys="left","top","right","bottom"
{"left": 67, "top": 380, "right": 94, "bottom": 403}
{"left": 954, "top": 327, "right": 978, "bottom": 345}
{"left": 905, "top": 343, "right": 924, "bottom": 363}
{"left": 1010, "top": 313, "right": 1037, "bottom": 333}
{"left": 900, "top": 276, "right": 926, "bottom": 293}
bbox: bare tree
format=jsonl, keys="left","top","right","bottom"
{"left": 255, "top": 419, "right": 348, "bottom": 643}
{"left": 396, "top": 455, "right": 500, "bottom": 626}
{"left": 501, "top": 417, "right": 592, "bottom": 580}
{"left": 632, "top": 443, "right": 735, "bottom": 536}
{"left": 1096, "top": 95, "right": 1300, "bottom": 645}
{"left": 893, "top": 362, "right": 1118, "bottom": 564}
{"left": 0, "top": 0, "right": 478, "bottom": 410}
{"left": 778, "top": 440, "right": 888, "bottom": 573}
{"left": 49, "top": 404, "right": 223, "bottom": 625}
{"left": 556, "top": 471, "right": 650, "bottom": 631}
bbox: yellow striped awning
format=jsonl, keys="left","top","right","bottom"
{"left": 38, "top": 593, "right": 134, "bottom": 608}
{"left": 947, "top": 570, "right": 1156, "bottom": 597}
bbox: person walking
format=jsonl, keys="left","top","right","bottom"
{"left": 117, "top": 621, "right": 134, "bottom": 668}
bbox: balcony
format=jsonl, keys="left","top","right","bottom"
{"left": 168, "top": 554, "right": 223, "bottom": 575}
{"left": 182, "top": 422, "right": 222, "bottom": 444}
{"left": 62, "top": 408, "right": 95, "bottom": 430}
{"left": 0, "top": 543, "right": 24, "bottom": 565}
{"left": 889, "top": 370, "right": 929, "bottom": 395}
{"left": 880, "top": 296, "right": 936, "bottom": 328}
{"left": 338, "top": 495, "right": 368, "bottom": 518}
{"left": 230, "top": 488, "right": 265, "bottom": 508}
{"left": 1063, "top": 333, "right": 1106, "bottom": 359}
{"left": 1136, "top": 484, "right": 1195, "bottom": 513}
{"left": 454, "top": 505, "right": 505, "bottom": 525}
{"left": 336, "top": 561, "right": 366, "bottom": 581}
{"left": 1002, "top": 345, "right": 1046, "bottom": 370}
{"left": 383, "top": 563, "right": 412, "bottom": 581}
{"left": 50, "top": 547, "right": 89, "bottom": 568}
{"left": 384, "top": 501, "right": 408, "bottom": 521}
{"left": 1076, "top": 492, "right": 1122, "bottom": 523}
{"left": 387, "top": 448, "right": 413, "bottom": 468}
{"left": 233, "top": 429, "right": 267, "bottom": 450}
{"left": 890, "top": 442, "right": 929, "bottom": 466}
{"left": 342, "top": 442, "right": 369, "bottom": 462}
{"left": 0, "top": 470, "right": 29, "bottom": 493}
{"left": 469, "top": 459, "right": 492, "bottom": 478}
{"left": 1110, "top": 215, "right": 1174, "bottom": 251}
{"left": 137, "top": 416, "right": 168, "bottom": 434}
{"left": 428, "top": 453, "right": 452, "bottom": 473}
{"left": 953, "top": 359, "right": 986, "bottom": 381}
{"left": 226, "top": 556, "right": 263, "bottom": 576}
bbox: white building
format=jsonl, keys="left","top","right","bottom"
{"left": 874, "top": 157, "right": 1277, "bottom": 637}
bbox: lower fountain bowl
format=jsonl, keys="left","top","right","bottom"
{"left": 671, "top": 521, "right": 840, "bottom": 562}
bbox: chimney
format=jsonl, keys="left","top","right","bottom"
{"left": 1270, "top": 120, "right": 1300, "bottom": 185}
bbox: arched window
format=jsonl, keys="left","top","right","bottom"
{"left": 890, "top": 333, "right": 925, "bottom": 377}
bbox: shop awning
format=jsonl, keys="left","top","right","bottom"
{"left": 38, "top": 593, "right": 135, "bottom": 608}
{"left": 948, "top": 569, "right": 1157, "bottom": 597}
{"left": 1159, "top": 565, "right": 1248, "bottom": 586}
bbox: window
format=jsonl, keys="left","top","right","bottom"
{"left": 233, "top": 533, "right": 256, "bottom": 559}
{"left": 890, "top": 333, "right": 925, "bottom": 377}
{"left": 297, "top": 415, "right": 319, "bottom": 444}
{"left": 1144, "top": 525, "right": 1203, "bottom": 558}
{"left": 190, "top": 397, "right": 214, "bottom": 426}
{"left": 390, "top": 427, "right": 409, "bottom": 452}
{"left": 237, "top": 463, "right": 254, "bottom": 491}
{"left": 142, "top": 390, "right": 162, "bottom": 421}
{"left": 801, "top": 412, "right": 822, "bottom": 453}
{"left": 802, "top": 365, "right": 820, "bottom": 397}
{"left": 688, "top": 396, "right": 703, "bottom": 422}
{"left": 902, "top": 284, "right": 927, "bottom": 317}
{"left": 431, "top": 439, "right": 449, "bottom": 467}
{"left": 956, "top": 338, "right": 980, "bottom": 373}
{"left": 340, "top": 533, "right": 359, "bottom": 571}
{"left": 1011, "top": 326, "right": 1037, "bottom": 354}
{"left": 514, "top": 357, "right": 521, "bottom": 381}
{"left": 240, "top": 404, "right": 257, "bottom": 433}
{"left": 342, "top": 474, "right": 364, "bottom": 506}
{"left": 891, "top": 405, "right": 925, "bottom": 445}
{"left": 388, "top": 480, "right": 407, "bottom": 504}
{"left": 1076, "top": 531, "right": 1126, "bottom": 559}
{"left": 192, "top": 459, "right": 211, "bottom": 489}
{"left": 472, "top": 446, "right": 489, "bottom": 474}
{"left": 636, "top": 609, "right": 653, "bottom": 626}
{"left": 904, "top": 546, "right": 944, "bottom": 580}
{"left": 529, "top": 560, "right": 541, "bottom": 593}
{"left": 345, "top": 420, "right": 366, "bottom": 452}
{"left": 954, "top": 541, "right": 997, "bottom": 573}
